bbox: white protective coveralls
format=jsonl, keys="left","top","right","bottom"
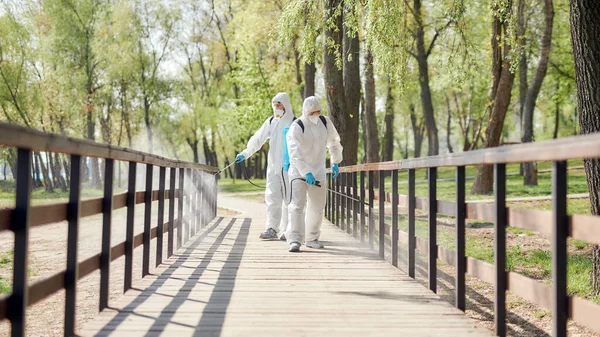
{"left": 240, "top": 92, "right": 295, "bottom": 233}
{"left": 286, "top": 97, "right": 343, "bottom": 244}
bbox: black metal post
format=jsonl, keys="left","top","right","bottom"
{"left": 341, "top": 172, "right": 346, "bottom": 230}
{"left": 199, "top": 170, "right": 204, "bottom": 228}
{"left": 336, "top": 174, "right": 341, "bottom": 228}
{"left": 100, "top": 159, "right": 114, "bottom": 311}
{"left": 143, "top": 164, "right": 153, "bottom": 277}
{"left": 212, "top": 174, "right": 217, "bottom": 220}
{"left": 346, "top": 172, "right": 351, "bottom": 234}
{"left": 156, "top": 166, "right": 166, "bottom": 267}
{"left": 428, "top": 167, "right": 437, "bottom": 293}
{"left": 360, "top": 171, "right": 365, "bottom": 243}
{"left": 177, "top": 167, "right": 184, "bottom": 248}
{"left": 494, "top": 163, "right": 507, "bottom": 337}
{"left": 124, "top": 162, "right": 136, "bottom": 292}
{"left": 331, "top": 173, "right": 336, "bottom": 225}
{"left": 379, "top": 170, "right": 385, "bottom": 258}
{"left": 391, "top": 170, "right": 399, "bottom": 267}
{"left": 456, "top": 166, "right": 466, "bottom": 311}
{"left": 408, "top": 169, "right": 416, "bottom": 278}
{"left": 368, "top": 171, "right": 375, "bottom": 249}
{"left": 168, "top": 167, "right": 176, "bottom": 257}
{"left": 353, "top": 171, "right": 358, "bottom": 238}
{"left": 64, "top": 154, "right": 82, "bottom": 337}
{"left": 10, "top": 148, "right": 32, "bottom": 337}
{"left": 552, "top": 161, "right": 568, "bottom": 337}
{"left": 192, "top": 170, "right": 197, "bottom": 235}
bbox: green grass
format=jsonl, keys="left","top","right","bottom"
{"left": 0, "top": 277, "right": 10, "bottom": 294}
{"left": 218, "top": 178, "right": 267, "bottom": 193}
{"left": 383, "top": 212, "right": 599, "bottom": 303}
{"left": 0, "top": 181, "right": 108, "bottom": 208}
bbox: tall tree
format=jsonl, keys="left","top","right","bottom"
{"left": 362, "top": 48, "right": 380, "bottom": 164}
{"left": 569, "top": 0, "right": 600, "bottom": 296}
{"left": 382, "top": 83, "right": 395, "bottom": 161}
{"left": 471, "top": 1, "right": 516, "bottom": 194}
{"left": 324, "top": 0, "right": 351, "bottom": 165}
{"left": 521, "top": 0, "right": 554, "bottom": 185}
{"left": 132, "top": 0, "right": 176, "bottom": 154}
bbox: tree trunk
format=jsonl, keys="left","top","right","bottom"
{"left": 471, "top": 1, "right": 516, "bottom": 194}
{"left": 144, "top": 96, "right": 153, "bottom": 153}
{"left": 409, "top": 104, "right": 425, "bottom": 158}
{"left": 363, "top": 49, "right": 380, "bottom": 164}
{"left": 324, "top": 0, "right": 350, "bottom": 165}
{"left": 522, "top": 0, "right": 554, "bottom": 186}
{"left": 445, "top": 94, "right": 454, "bottom": 153}
{"left": 3, "top": 161, "right": 6, "bottom": 181}
{"left": 570, "top": 0, "right": 600, "bottom": 296}
{"left": 342, "top": 4, "right": 361, "bottom": 166}
{"left": 35, "top": 152, "right": 52, "bottom": 191}
{"left": 54, "top": 153, "right": 66, "bottom": 191}
{"left": 553, "top": 81, "right": 560, "bottom": 139}
{"left": 382, "top": 83, "right": 395, "bottom": 161}
{"left": 62, "top": 154, "right": 70, "bottom": 187}
{"left": 304, "top": 62, "right": 316, "bottom": 99}
{"left": 413, "top": 0, "right": 439, "bottom": 156}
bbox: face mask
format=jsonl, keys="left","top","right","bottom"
{"left": 273, "top": 109, "right": 285, "bottom": 119}
{"left": 308, "top": 115, "right": 320, "bottom": 125}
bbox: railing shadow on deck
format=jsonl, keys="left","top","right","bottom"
{"left": 95, "top": 217, "right": 251, "bottom": 337}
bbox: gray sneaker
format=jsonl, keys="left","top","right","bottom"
{"left": 259, "top": 228, "right": 278, "bottom": 239}
{"left": 279, "top": 233, "right": 286, "bottom": 241}
{"left": 288, "top": 241, "right": 301, "bottom": 252}
{"left": 305, "top": 239, "right": 324, "bottom": 249}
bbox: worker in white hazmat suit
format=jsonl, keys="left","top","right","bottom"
{"left": 236, "top": 92, "right": 295, "bottom": 240}
{"left": 286, "top": 96, "right": 342, "bottom": 252}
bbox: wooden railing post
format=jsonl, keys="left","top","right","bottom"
{"left": 99, "top": 159, "right": 114, "bottom": 311}
{"left": 64, "top": 154, "right": 82, "bottom": 337}
{"left": 192, "top": 170, "right": 198, "bottom": 235}
{"left": 199, "top": 170, "right": 204, "bottom": 229}
{"left": 10, "top": 148, "right": 32, "bottom": 337}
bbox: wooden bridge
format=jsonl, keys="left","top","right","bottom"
{"left": 1, "top": 123, "right": 600, "bottom": 337}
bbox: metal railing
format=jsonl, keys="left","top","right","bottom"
{"left": 326, "top": 132, "right": 600, "bottom": 337}
{"left": 0, "top": 123, "right": 218, "bottom": 337}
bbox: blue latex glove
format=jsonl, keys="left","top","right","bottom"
{"left": 235, "top": 153, "right": 245, "bottom": 163}
{"left": 283, "top": 163, "right": 290, "bottom": 172}
{"left": 305, "top": 173, "right": 316, "bottom": 186}
{"left": 332, "top": 163, "right": 340, "bottom": 179}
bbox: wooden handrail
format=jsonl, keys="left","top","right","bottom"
{"left": 0, "top": 123, "right": 217, "bottom": 172}
{"left": 335, "top": 131, "right": 600, "bottom": 172}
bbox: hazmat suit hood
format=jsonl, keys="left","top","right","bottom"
{"left": 272, "top": 92, "right": 294, "bottom": 121}
{"left": 302, "top": 96, "right": 321, "bottom": 118}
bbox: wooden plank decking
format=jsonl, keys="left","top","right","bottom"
{"left": 81, "top": 210, "right": 491, "bottom": 336}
